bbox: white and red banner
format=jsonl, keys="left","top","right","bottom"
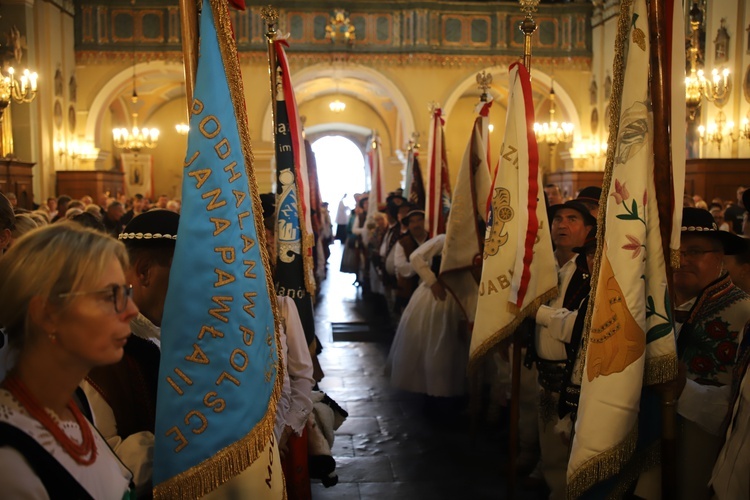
{"left": 469, "top": 63, "right": 557, "bottom": 366}
{"left": 426, "top": 107, "right": 451, "bottom": 237}
{"left": 439, "top": 103, "right": 493, "bottom": 320}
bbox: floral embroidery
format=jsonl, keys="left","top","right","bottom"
{"left": 684, "top": 315, "right": 740, "bottom": 380}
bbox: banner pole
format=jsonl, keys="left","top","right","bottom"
{"left": 507, "top": 3, "right": 539, "bottom": 497}
{"left": 261, "top": 6, "right": 279, "bottom": 148}
{"left": 647, "top": 0, "right": 677, "bottom": 496}
{"left": 178, "top": 0, "right": 199, "bottom": 108}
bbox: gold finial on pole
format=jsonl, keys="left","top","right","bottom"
{"left": 428, "top": 101, "right": 441, "bottom": 115}
{"left": 262, "top": 6, "right": 279, "bottom": 131}
{"left": 476, "top": 71, "right": 493, "bottom": 102}
{"left": 518, "top": 0, "right": 540, "bottom": 71}
{"left": 408, "top": 131, "right": 420, "bottom": 151}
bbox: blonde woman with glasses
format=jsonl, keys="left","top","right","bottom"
{"left": 0, "top": 222, "right": 138, "bottom": 498}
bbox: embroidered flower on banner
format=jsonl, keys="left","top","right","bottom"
{"left": 622, "top": 234, "right": 643, "bottom": 259}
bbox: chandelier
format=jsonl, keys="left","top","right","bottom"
{"left": 685, "top": 3, "right": 730, "bottom": 120}
{"left": 329, "top": 99, "right": 345, "bottom": 113}
{"left": 533, "top": 82, "right": 573, "bottom": 147}
{"left": 112, "top": 60, "right": 159, "bottom": 151}
{"left": 0, "top": 66, "right": 38, "bottom": 120}
{"left": 175, "top": 123, "right": 189, "bottom": 135}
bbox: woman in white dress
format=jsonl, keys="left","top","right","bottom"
{"left": 388, "top": 233, "right": 470, "bottom": 397}
{"left": 0, "top": 223, "right": 138, "bottom": 498}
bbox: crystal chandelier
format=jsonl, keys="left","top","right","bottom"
{"left": 533, "top": 82, "right": 573, "bottom": 147}
{"left": 112, "top": 60, "right": 159, "bottom": 151}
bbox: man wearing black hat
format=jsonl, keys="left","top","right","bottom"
{"left": 576, "top": 185, "right": 602, "bottom": 218}
{"left": 669, "top": 207, "right": 750, "bottom": 500}
{"left": 82, "top": 209, "right": 179, "bottom": 497}
{"left": 532, "top": 200, "right": 596, "bottom": 498}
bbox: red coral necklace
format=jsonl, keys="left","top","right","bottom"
{"left": 2, "top": 375, "right": 97, "bottom": 465}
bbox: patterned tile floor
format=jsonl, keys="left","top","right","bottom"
{"left": 309, "top": 242, "right": 544, "bottom": 500}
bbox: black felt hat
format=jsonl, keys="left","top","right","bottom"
{"left": 682, "top": 207, "right": 745, "bottom": 255}
{"left": 548, "top": 200, "right": 597, "bottom": 227}
{"left": 577, "top": 186, "right": 602, "bottom": 207}
{"left": 119, "top": 209, "right": 178, "bottom": 246}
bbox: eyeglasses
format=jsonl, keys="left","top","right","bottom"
{"left": 58, "top": 284, "right": 133, "bottom": 313}
{"left": 679, "top": 249, "right": 720, "bottom": 259}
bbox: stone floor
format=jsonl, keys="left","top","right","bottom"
{"left": 309, "top": 242, "right": 544, "bottom": 500}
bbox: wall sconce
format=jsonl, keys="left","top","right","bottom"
{"left": 698, "top": 110, "right": 738, "bottom": 154}
{"left": 55, "top": 138, "right": 100, "bottom": 164}
{"left": 175, "top": 123, "right": 189, "bottom": 135}
{"left": 570, "top": 138, "right": 607, "bottom": 159}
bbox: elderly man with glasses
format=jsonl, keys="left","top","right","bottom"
{"left": 668, "top": 207, "right": 750, "bottom": 500}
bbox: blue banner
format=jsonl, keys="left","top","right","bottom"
{"left": 153, "top": 0, "right": 280, "bottom": 496}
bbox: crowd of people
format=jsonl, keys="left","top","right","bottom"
{"left": 335, "top": 182, "right": 750, "bottom": 499}
{"left": 0, "top": 188, "right": 340, "bottom": 499}
{"left": 0, "top": 179, "right": 748, "bottom": 498}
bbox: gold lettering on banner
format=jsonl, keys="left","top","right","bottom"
{"left": 166, "top": 426, "right": 188, "bottom": 453}
{"left": 185, "top": 343, "right": 210, "bottom": 364}
{"left": 224, "top": 161, "right": 242, "bottom": 183}
{"left": 185, "top": 410, "right": 208, "bottom": 434}
{"left": 166, "top": 367, "right": 194, "bottom": 396}
{"left": 215, "top": 247, "right": 236, "bottom": 264}
{"left": 210, "top": 217, "right": 230, "bottom": 236}
{"left": 230, "top": 348, "right": 249, "bottom": 372}
{"left": 215, "top": 138, "right": 231, "bottom": 160}
{"left": 203, "top": 392, "right": 226, "bottom": 413}
{"left": 237, "top": 211, "right": 250, "bottom": 230}
{"left": 216, "top": 370, "right": 240, "bottom": 387}
{"left": 200, "top": 115, "right": 221, "bottom": 139}
{"left": 232, "top": 189, "right": 246, "bottom": 207}
{"left": 203, "top": 188, "right": 227, "bottom": 211}
{"left": 243, "top": 291, "right": 257, "bottom": 318}
{"left": 184, "top": 150, "right": 200, "bottom": 168}
{"left": 214, "top": 268, "right": 236, "bottom": 287}
{"left": 191, "top": 98, "right": 204, "bottom": 115}
{"left": 243, "top": 260, "right": 257, "bottom": 279}
{"left": 198, "top": 324, "right": 225, "bottom": 340}
{"left": 486, "top": 280, "right": 498, "bottom": 295}
{"left": 189, "top": 168, "right": 211, "bottom": 189}
{"left": 497, "top": 274, "right": 511, "bottom": 289}
{"left": 240, "top": 325, "right": 255, "bottom": 346}
{"left": 241, "top": 234, "right": 255, "bottom": 253}
{"left": 209, "top": 296, "right": 233, "bottom": 322}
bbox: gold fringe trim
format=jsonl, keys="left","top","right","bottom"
{"left": 154, "top": 1, "right": 285, "bottom": 497}
{"left": 566, "top": 423, "right": 638, "bottom": 500}
{"left": 303, "top": 231, "right": 316, "bottom": 295}
{"left": 575, "top": 0, "right": 632, "bottom": 385}
{"left": 468, "top": 286, "right": 558, "bottom": 373}
{"left": 670, "top": 248, "right": 680, "bottom": 270}
{"left": 643, "top": 352, "right": 677, "bottom": 386}
{"left": 605, "top": 440, "right": 660, "bottom": 500}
